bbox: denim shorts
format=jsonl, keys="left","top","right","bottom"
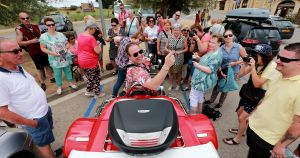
{"left": 236, "top": 98, "right": 258, "bottom": 114}
{"left": 24, "top": 107, "right": 55, "bottom": 147}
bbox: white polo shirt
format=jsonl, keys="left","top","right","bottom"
{"left": 0, "top": 66, "right": 48, "bottom": 119}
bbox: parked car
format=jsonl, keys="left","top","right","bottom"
{"left": 265, "top": 16, "right": 295, "bottom": 39}
{"left": 224, "top": 8, "right": 282, "bottom": 56}
{"left": 63, "top": 87, "right": 219, "bottom": 158}
{"left": 0, "top": 121, "right": 36, "bottom": 158}
{"left": 137, "top": 8, "right": 155, "bottom": 21}
{"left": 113, "top": 4, "right": 132, "bottom": 19}
{"left": 39, "top": 13, "right": 74, "bottom": 34}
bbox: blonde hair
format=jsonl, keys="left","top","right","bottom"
{"left": 84, "top": 15, "right": 96, "bottom": 24}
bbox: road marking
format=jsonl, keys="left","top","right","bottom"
{"left": 49, "top": 76, "right": 116, "bottom": 106}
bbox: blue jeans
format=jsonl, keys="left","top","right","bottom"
{"left": 112, "top": 67, "right": 127, "bottom": 97}
{"left": 24, "top": 107, "right": 55, "bottom": 147}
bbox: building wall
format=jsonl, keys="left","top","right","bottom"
{"left": 215, "top": 0, "right": 300, "bottom": 16}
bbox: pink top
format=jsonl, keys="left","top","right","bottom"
{"left": 77, "top": 33, "right": 98, "bottom": 68}
{"left": 125, "top": 61, "right": 151, "bottom": 91}
{"left": 68, "top": 41, "right": 78, "bottom": 55}
{"left": 118, "top": 10, "right": 129, "bottom": 27}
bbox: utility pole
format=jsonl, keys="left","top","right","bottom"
{"left": 98, "top": 0, "right": 107, "bottom": 38}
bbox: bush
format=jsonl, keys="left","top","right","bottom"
{"left": 70, "top": 5, "right": 78, "bottom": 10}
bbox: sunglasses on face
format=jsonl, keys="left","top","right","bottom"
{"left": 46, "top": 23, "right": 55, "bottom": 27}
{"left": 182, "top": 29, "right": 188, "bottom": 32}
{"left": 70, "top": 38, "right": 75, "bottom": 40}
{"left": 132, "top": 50, "right": 143, "bottom": 57}
{"left": 277, "top": 55, "right": 300, "bottom": 63}
{"left": 224, "top": 34, "right": 233, "bottom": 38}
{"left": 111, "top": 24, "right": 117, "bottom": 27}
{"left": 0, "top": 48, "right": 22, "bottom": 55}
{"left": 157, "top": 15, "right": 161, "bottom": 18}
{"left": 175, "top": 14, "right": 180, "bottom": 17}
{"left": 21, "top": 17, "right": 30, "bottom": 20}
{"left": 120, "top": 7, "right": 124, "bottom": 9}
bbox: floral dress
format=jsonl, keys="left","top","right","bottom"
{"left": 107, "top": 27, "right": 126, "bottom": 60}
{"left": 168, "top": 35, "right": 185, "bottom": 73}
{"left": 125, "top": 61, "right": 151, "bottom": 91}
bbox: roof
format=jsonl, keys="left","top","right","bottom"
{"left": 226, "top": 8, "right": 270, "bottom": 20}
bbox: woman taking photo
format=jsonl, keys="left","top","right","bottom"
{"left": 77, "top": 22, "right": 105, "bottom": 98}
{"left": 40, "top": 17, "right": 77, "bottom": 95}
{"left": 223, "top": 44, "right": 281, "bottom": 145}
{"left": 165, "top": 24, "right": 188, "bottom": 91}
{"left": 106, "top": 18, "right": 126, "bottom": 75}
{"left": 205, "top": 29, "right": 247, "bottom": 108}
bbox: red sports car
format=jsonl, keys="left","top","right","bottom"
{"left": 63, "top": 89, "right": 219, "bottom": 158}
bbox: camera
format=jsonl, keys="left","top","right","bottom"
{"left": 189, "top": 30, "right": 197, "bottom": 37}
{"left": 242, "top": 55, "right": 251, "bottom": 63}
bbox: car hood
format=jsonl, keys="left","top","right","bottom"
{"left": 0, "top": 127, "right": 7, "bottom": 137}
{"left": 68, "top": 142, "right": 220, "bottom": 158}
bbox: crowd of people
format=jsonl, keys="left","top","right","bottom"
{"left": 0, "top": 5, "right": 300, "bottom": 158}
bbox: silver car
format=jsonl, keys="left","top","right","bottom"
{"left": 0, "top": 121, "right": 36, "bottom": 158}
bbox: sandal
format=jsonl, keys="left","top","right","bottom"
{"left": 228, "top": 128, "right": 245, "bottom": 136}
{"left": 223, "top": 137, "right": 240, "bottom": 145}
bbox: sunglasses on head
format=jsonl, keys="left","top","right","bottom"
{"left": 21, "top": 17, "right": 30, "bottom": 20}
{"left": 46, "top": 23, "right": 55, "bottom": 27}
{"left": 277, "top": 55, "right": 300, "bottom": 63}
{"left": 132, "top": 50, "right": 143, "bottom": 57}
{"left": 224, "top": 34, "right": 233, "bottom": 38}
{"left": 0, "top": 48, "right": 22, "bottom": 55}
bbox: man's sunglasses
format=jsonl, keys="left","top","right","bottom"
{"left": 46, "top": 24, "right": 55, "bottom": 27}
{"left": 21, "top": 17, "right": 30, "bottom": 20}
{"left": 0, "top": 48, "right": 22, "bottom": 55}
{"left": 277, "top": 55, "right": 300, "bottom": 63}
{"left": 132, "top": 50, "right": 144, "bottom": 57}
{"left": 224, "top": 34, "right": 233, "bottom": 38}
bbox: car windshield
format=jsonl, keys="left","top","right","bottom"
{"left": 41, "top": 14, "right": 64, "bottom": 24}
{"left": 273, "top": 20, "right": 293, "bottom": 27}
{"left": 249, "top": 28, "right": 281, "bottom": 40}
{"left": 140, "top": 8, "right": 153, "bottom": 14}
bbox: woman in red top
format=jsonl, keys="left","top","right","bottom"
{"left": 77, "top": 22, "right": 105, "bottom": 98}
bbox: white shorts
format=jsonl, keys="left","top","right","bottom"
{"left": 189, "top": 88, "right": 204, "bottom": 107}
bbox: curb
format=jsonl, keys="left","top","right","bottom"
{"left": 47, "top": 71, "right": 114, "bottom": 102}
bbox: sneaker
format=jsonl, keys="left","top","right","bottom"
{"left": 95, "top": 93, "right": 105, "bottom": 98}
{"left": 168, "top": 86, "right": 173, "bottom": 91}
{"left": 85, "top": 91, "right": 94, "bottom": 97}
{"left": 57, "top": 87, "right": 62, "bottom": 95}
{"left": 41, "top": 83, "right": 46, "bottom": 91}
{"left": 50, "top": 78, "right": 56, "bottom": 83}
{"left": 175, "top": 85, "right": 180, "bottom": 91}
{"left": 69, "top": 84, "right": 77, "bottom": 89}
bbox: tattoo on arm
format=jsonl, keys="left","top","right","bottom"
{"left": 281, "top": 132, "right": 296, "bottom": 144}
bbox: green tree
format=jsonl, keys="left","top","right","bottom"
{"left": 130, "top": 0, "right": 210, "bottom": 18}
{"left": 0, "top": 0, "right": 54, "bottom": 26}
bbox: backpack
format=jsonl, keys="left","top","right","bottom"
{"left": 202, "top": 105, "right": 222, "bottom": 121}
